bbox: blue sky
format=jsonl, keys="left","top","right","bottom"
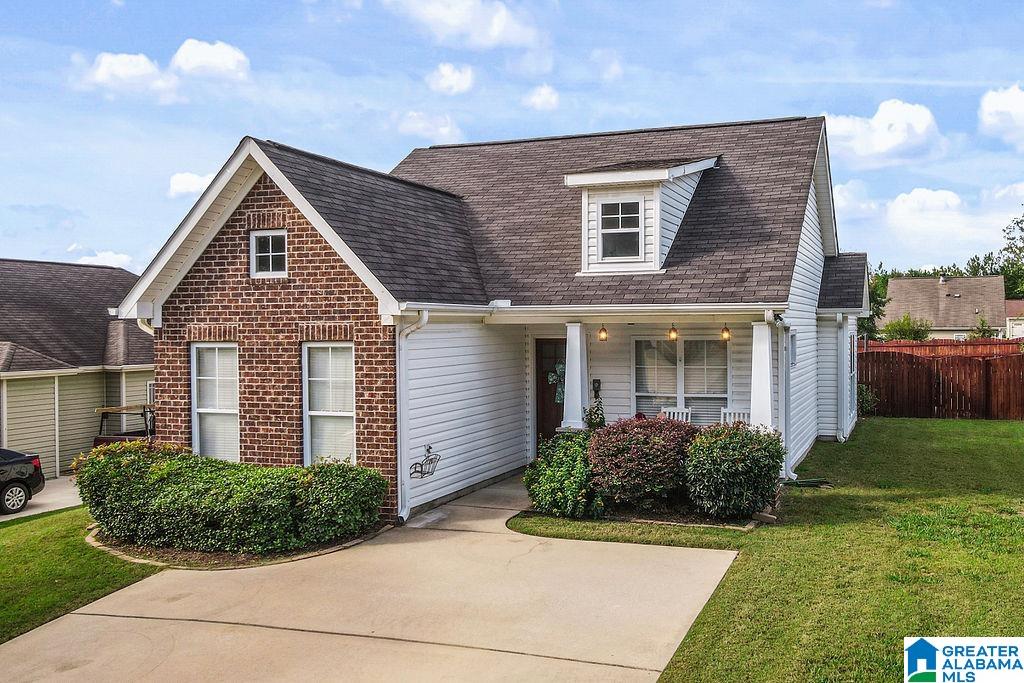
{"left": 3, "top": 0, "right": 1024, "bottom": 273}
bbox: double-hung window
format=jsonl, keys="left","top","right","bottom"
{"left": 599, "top": 199, "right": 642, "bottom": 260}
{"left": 633, "top": 339, "right": 678, "bottom": 416}
{"left": 303, "top": 343, "right": 356, "bottom": 465}
{"left": 682, "top": 339, "right": 729, "bottom": 425}
{"left": 191, "top": 343, "right": 239, "bottom": 461}
{"left": 250, "top": 229, "right": 287, "bottom": 278}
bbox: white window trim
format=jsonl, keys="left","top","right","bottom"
{"left": 598, "top": 195, "right": 645, "bottom": 263}
{"left": 301, "top": 341, "right": 356, "bottom": 466}
{"left": 146, "top": 380, "right": 156, "bottom": 404}
{"left": 249, "top": 228, "right": 288, "bottom": 278}
{"left": 680, "top": 335, "right": 732, "bottom": 409}
{"left": 190, "top": 342, "right": 239, "bottom": 462}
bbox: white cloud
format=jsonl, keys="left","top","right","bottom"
{"left": 884, "top": 186, "right": 1018, "bottom": 258}
{"left": 167, "top": 172, "right": 215, "bottom": 198}
{"left": 170, "top": 39, "right": 250, "bottom": 80}
{"left": 383, "top": 0, "right": 538, "bottom": 48}
{"left": 76, "top": 251, "right": 133, "bottom": 269}
{"left": 826, "top": 99, "right": 947, "bottom": 168}
{"left": 396, "top": 111, "right": 463, "bottom": 143}
{"left": 522, "top": 83, "right": 558, "bottom": 111}
{"left": 833, "top": 179, "right": 879, "bottom": 221}
{"left": 590, "top": 49, "right": 623, "bottom": 82}
{"left": 66, "top": 242, "right": 82, "bottom": 252}
{"left": 979, "top": 83, "right": 1024, "bottom": 152}
{"left": 76, "top": 51, "right": 181, "bottom": 103}
{"left": 425, "top": 62, "right": 474, "bottom": 95}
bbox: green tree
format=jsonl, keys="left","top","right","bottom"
{"left": 968, "top": 317, "right": 999, "bottom": 340}
{"left": 880, "top": 313, "right": 932, "bottom": 341}
{"left": 858, "top": 266, "right": 889, "bottom": 340}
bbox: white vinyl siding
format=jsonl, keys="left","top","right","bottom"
{"left": 123, "top": 370, "right": 154, "bottom": 432}
{"left": 583, "top": 187, "right": 658, "bottom": 273}
{"left": 4, "top": 377, "right": 58, "bottom": 478}
{"left": 191, "top": 343, "right": 239, "bottom": 461}
{"left": 57, "top": 372, "right": 105, "bottom": 473}
{"left": 816, "top": 318, "right": 840, "bottom": 437}
{"left": 633, "top": 339, "right": 678, "bottom": 416}
{"left": 658, "top": 171, "right": 701, "bottom": 266}
{"left": 302, "top": 343, "right": 355, "bottom": 465}
{"left": 405, "top": 323, "right": 529, "bottom": 509}
{"left": 785, "top": 179, "right": 825, "bottom": 466}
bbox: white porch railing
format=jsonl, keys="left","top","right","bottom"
{"left": 660, "top": 406, "right": 750, "bottom": 424}
{"left": 720, "top": 408, "right": 751, "bottom": 423}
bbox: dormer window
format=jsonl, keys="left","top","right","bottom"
{"left": 599, "top": 199, "right": 642, "bottom": 261}
{"left": 250, "top": 229, "right": 287, "bottom": 278}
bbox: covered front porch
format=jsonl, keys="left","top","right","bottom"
{"left": 524, "top": 315, "right": 781, "bottom": 443}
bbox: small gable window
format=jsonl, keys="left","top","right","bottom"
{"left": 250, "top": 229, "right": 287, "bottom": 278}
{"left": 599, "top": 199, "right": 642, "bottom": 260}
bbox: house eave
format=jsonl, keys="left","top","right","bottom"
{"left": 563, "top": 157, "right": 718, "bottom": 187}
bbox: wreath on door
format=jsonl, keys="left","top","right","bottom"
{"left": 547, "top": 361, "right": 565, "bottom": 404}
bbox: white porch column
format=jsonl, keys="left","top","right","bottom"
{"left": 560, "top": 322, "right": 588, "bottom": 430}
{"left": 750, "top": 321, "right": 774, "bottom": 429}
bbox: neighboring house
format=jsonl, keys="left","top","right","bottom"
{"left": 1006, "top": 300, "right": 1024, "bottom": 339}
{"left": 117, "top": 116, "right": 868, "bottom": 520}
{"left": 881, "top": 275, "right": 1006, "bottom": 340}
{"left": 0, "top": 259, "right": 154, "bottom": 479}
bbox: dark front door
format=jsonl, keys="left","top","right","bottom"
{"left": 535, "top": 339, "right": 566, "bottom": 442}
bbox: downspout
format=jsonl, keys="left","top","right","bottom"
{"left": 396, "top": 309, "right": 429, "bottom": 522}
{"left": 137, "top": 318, "right": 156, "bottom": 336}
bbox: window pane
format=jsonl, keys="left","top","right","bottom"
{"left": 217, "top": 377, "right": 238, "bottom": 410}
{"left": 635, "top": 340, "right": 677, "bottom": 402}
{"left": 620, "top": 201, "right": 640, "bottom": 215}
{"left": 706, "top": 367, "right": 728, "bottom": 394}
{"left": 270, "top": 234, "right": 285, "bottom": 252}
{"left": 256, "top": 254, "right": 271, "bottom": 272}
{"left": 198, "top": 412, "right": 239, "bottom": 461}
{"left": 683, "top": 368, "right": 706, "bottom": 395}
{"left": 197, "top": 378, "right": 217, "bottom": 409}
{"left": 309, "top": 378, "right": 331, "bottom": 412}
{"left": 601, "top": 203, "right": 619, "bottom": 216}
{"left": 219, "top": 347, "right": 237, "bottom": 377}
{"left": 197, "top": 347, "right": 217, "bottom": 377}
{"left": 685, "top": 397, "right": 728, "bottom": 426}
{"left": 706, "top": 340, "right": 728, "bottom": 366}
{"left": 271, "top": 254, "right": 286, "bottom": 272}
{"left": 308, "top": 347, "right": 330, "bottom": 379}
{"left": 619, "top": 215, "right": 640, "bottom": 230}
{"left": 636, "top": 394, "right": 676, "bottom": 417}
{"left": 310, "top": 415, "right": 354, "bottom": 464}
{"left": 600, "top": 216, "right": 619, "bottom": 230}
{"left": 683, "top": 340, "right": 705, "bottom": 366}
{"left": 255, "top": 235, "right": 270, "bottom": 253}
{"left": 603, "top": 232, "right": 639, "bottom": 258}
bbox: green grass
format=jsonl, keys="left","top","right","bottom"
{"left": 0, "top": 507, "right": 159, "bottom": 644}
{"left": 508, "top": 418, "right": 1024, "bottom": 682}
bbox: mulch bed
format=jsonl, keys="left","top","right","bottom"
{"left": 604, "top": 504, "right": 757, "bottom": 531}
{"left": 90, "top": 523, "right": 388, "bottom": 570}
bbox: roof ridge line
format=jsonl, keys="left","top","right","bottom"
{"left": 423, "top": 115, "right": 816, "bottom": 150}
{"left": 0, "top": 257, "right": 130, "bottom": 271}
{"left": 256, "top": 138, "right": 464, "bottom": 199}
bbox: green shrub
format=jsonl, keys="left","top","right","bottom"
{"left": 685, "top": 423, "right": 786, "bottom": 519}
{"left": 857, "top": 383, "right": 879, "bottom": 416}
{"left": 588, "top": 416, "right": 701, "bottom": 508}
{"left": 523, "top": 431, "right": 602, "bottom": 518}
{"left": 880, "top": 313, "right": 932, "bottom": 341}
{"left": 73, "top": 442, "right": 389, "bottom": 554}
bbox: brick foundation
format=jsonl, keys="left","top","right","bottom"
{"left": 155, "top": 174, "right": 398, "bottom": 515}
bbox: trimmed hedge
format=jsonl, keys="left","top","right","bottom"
{"left": 73, "top": 441, "right": 388, "bottom": 554}
{"left": 588, "top": 416, "right": 701, "bottom": 508}
{"left": 523, "top": 431, "right": 603, "bottom": 518}
{"left": 685, "top": 423, "right": 786, "bottom": 518}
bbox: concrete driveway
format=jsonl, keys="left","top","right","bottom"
{"left": 0, "top": 476, "right": 735, "bottom": 681}
{"left": 2, "top": 476, "right": 81, "bottom": 521}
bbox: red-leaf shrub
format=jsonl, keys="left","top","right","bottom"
{"left": 588, "top": 417, "right": 701, "bottom": 507}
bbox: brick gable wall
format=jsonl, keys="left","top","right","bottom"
{"left": 154, "top": 174, "right": 398, "bottom": 515}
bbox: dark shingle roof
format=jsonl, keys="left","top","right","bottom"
{"left": 574, "top": 156, "right": 714, "bottom": 173}
{"left": 881, "top": 276, "right": 1006, "bottom": 329}
{"left": 0, "top": 259, "right": 153, "bottom": 371}
{"left": 254, "top": 139, "right": 488, "bottom": 305}
{"left": 390, "top": 116, "right": 825, "bottom": 305}
{"left": 818, "top": 253, "right": 867, "bottom": 310}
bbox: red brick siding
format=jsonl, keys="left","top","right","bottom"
{"left": 154, "top": 174, "right": 398, "bottom": 514}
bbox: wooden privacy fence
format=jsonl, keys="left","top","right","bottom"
{"left": 858, "top": 351, "right": 1024, "bottom": 420}
{"left": 860, "top": 338, "right": 1024, "bottom": 357}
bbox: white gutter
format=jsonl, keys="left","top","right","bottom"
{"left": 398, "top": 301, "right": 788, "bottom": 316}
{"left": 137, "top": 318, "right": 156, "bottom": 336}
{"left": 396, "top": 309, "right": 429, "bottom": 522}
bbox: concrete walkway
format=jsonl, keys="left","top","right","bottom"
{"left": 0, "top": 476, "right": 735, "bottom": 682}
{"left": 2, "top": 476, "right": 81, "bottom": 521}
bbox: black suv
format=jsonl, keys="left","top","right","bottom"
{"left": 1, "top": 448, "right": 45, "bottom": 514}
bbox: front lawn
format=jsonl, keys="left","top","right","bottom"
{"left": 508, "top": 418, "right": 1024, "bottom": 681}
{"left": 0, "top": 507, "right": 159, "bottom": 644}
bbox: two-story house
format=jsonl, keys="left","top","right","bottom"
{"left": 118, "top": 116, "right": 868, "bottom": 520}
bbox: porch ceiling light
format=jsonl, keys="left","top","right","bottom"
{"left": 668, "top": 324, "right": 678, "bottom": 342}
{"left": 721, "top": 325, "right": 732, "bottom": 342}
{"left": 598, "top": 325, "right": 609, "bottom": 342}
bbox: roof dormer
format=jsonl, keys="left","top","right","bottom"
{"left": 565, "top": 156, "right": 717, "bottom": 275}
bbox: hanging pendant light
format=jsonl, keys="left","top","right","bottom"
{"left": 721, "top": 325, "right": 732, "bottom": 341}
{"left": 598, "top": 325, "right": 608, "bottom": 342}
{"left": 668, "top": 323, "right": 678, "bottom": 341}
